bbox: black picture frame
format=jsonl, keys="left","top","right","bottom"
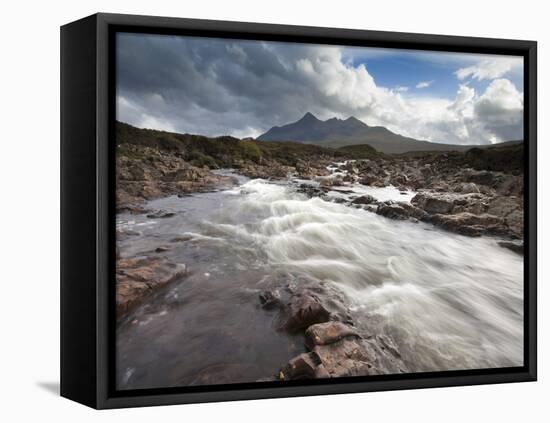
{"left": 60, "top": 12, "right": 537, "bottom": 409}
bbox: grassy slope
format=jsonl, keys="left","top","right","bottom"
{"left": 117, "top": 121, "right": 522, "bottom": 172}
{"left": 116, "top": 121, "right": 348, "bottom": 167}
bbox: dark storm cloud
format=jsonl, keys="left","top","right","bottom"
{"left": 116, "top": 33, "right": 326, "bottom": 137}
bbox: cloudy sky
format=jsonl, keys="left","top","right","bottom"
{"left": 116, "top": 33, "right": 524, "bottom": 145}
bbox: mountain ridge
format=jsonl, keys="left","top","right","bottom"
{"left": 257, "top": 113, "right": 516, "bottom": 154}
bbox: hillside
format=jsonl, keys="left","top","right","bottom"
{"left": 116, "top": 120, "right": 345, "bottom": 168}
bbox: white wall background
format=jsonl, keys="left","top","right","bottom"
{"left": 1, "top": 0, "right": 546, "bottom": 421}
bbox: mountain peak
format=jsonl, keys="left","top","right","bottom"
{"left": 300, "top": 112, "right": 319, "bottom": 122}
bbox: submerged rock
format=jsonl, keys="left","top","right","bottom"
{"left": 258, "top": 289, "right": 282, "bottom": 310}
{"left": 146, "top": 210, "right": 176, "bottom": 219}
{"left": 498, "top": 240, "right": 524, "bottom": 254}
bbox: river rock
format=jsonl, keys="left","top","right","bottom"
{"left": 498, "top": 240, "right": 524, "bottom": 254}
{"left": 281, "top": 293, "right": 332, "bottom": 332}
{"left": 351, "top": 194, "right": 377, "bottom": 205}
{"left": 146, "top": 210, "right": 176, "bottom": 219}
{"left": 259, "top": 289, "right": 282, "bottom": 310}
{"left": 305, "top": 322, "right": 360, "bottom": 349}
{"left": 376, "top": 202, "right": 427, "bottom": 221}
{"left": 486, "top": 196, "right": 523, "bottom": 237}
{"left": 296, "top": 183, "right": 325, "bottom": 198}
{"left": 264, "top": 276, "right": 352, "bottom": 333}
{"left": 459, "top": 182, "right": 480, "bottom": 194}
{"left": 427, "top": 212, "right": 504, "bottom": 237}
{"left": 411, "top": 193, "right": 455, "bottom": 214}
{"left": 294, "top": 336, "right": 406, "bottom": 379}
{"left": 280, "top": 352, "right": 327, "bottom": 380}
{"left": 464, "top": 169, "right": 496, "bottom": 186}
{"left": 116, "top": 256, "right": 187, "bottom": 319}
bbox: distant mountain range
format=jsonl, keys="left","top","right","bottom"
{"left": 257, "top": 113, "right": 520, "bottom": 154}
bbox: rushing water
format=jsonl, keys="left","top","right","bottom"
{"left": 116, "top": 169, "right": 523, "bottom": 390}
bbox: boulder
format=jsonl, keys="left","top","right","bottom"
{"left": 411, "top": 193, "right": 455, "bottom": 214}
{"left": 351, "top": 195, "right": 377, "bottom": 205}
{"left": 359, "top": 174, "right": 379, "bottom": 186}
{"left": 465, "top": 169, "right": 496, "bottom": 186}
{"left": 376, "top": 202, "right": 427, "bottom": 221}
{"left": 280, "top": 352, "right": 326, "bottom": 380}
{"left": 427, "top": 212, "right": 504, "bottom": 237}
{"left": 305, "top": 322, "right": 360, "bottom": 349}
{"left": 282, "top": 293, "right": 331, "bottom": 332}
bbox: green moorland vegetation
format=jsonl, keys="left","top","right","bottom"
{"left": 116, "top": 121, "right": 523, "bottom": 172}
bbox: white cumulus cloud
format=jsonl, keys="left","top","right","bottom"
{"left": 416, "top": 80, "right": 434, "bottom": 89}
{"left": 455, "top": 57, "right": 522, "bottom": 81}
{"left": 394, "top": 86, "right": 409, "bottom": 92}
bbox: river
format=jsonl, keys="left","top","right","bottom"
{"left": 116, "top": 167, "right": 523, "bottom": 390}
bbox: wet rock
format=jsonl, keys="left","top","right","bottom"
{"left": 116, "top": 228, "right": 142, "bottom": 241}
{"left": 376, "top": 202, "right": 427, "bottom": 221}
{"left": 325, "top": 196, "right": 348, "bottom": 204}
{"left": 155, "top": 246, "right": 171, "bottom": 253}
{"left": 343, "top": 161, "right": 359, "bottom": 174}
{"left": 146, "top": 210, "right": 176, "bottom": 219}
{"left": 427, "top": 212, "right": 504, "bottom": 237}
{"left": 296, "top": 161, "right": 330, "bottom": 179}
{"left": 498, "top": 240, "right": 524, "bottom": 254}
{"left": 305, "top": 322, "right": 360, "bottom": 349}
{"left": 270, "top": 277, "right": 352, "bottom": 333}
{"left": 486, "top": 196, "right": 523, "bottom": 237}
{"left": 420, "top": 164, "right": 433, "bottom": 177}
{"left": 465, "top": 169, "right": 495, "bottom": 186}
{"left": 496, "top": 174, "right": 523, "bottom": 196}
{"left": 282, "top": 293, "right": 331, "bottom": 332}
{"left": 240, "top": 162, "right": 293, "bottom": 179}
{"left": 259, "top": 289, "right": 282, "bottom": 310}
{"left": 296, "top": 183, "right": 325, "bottom": 198}
{"left": 170, "top": 235, "right": 193, "bottom": 243}
{"left": 391, "top": 173, "right": 409, "bottom": 186}
{"left": 358, "top": 174, "right": 380, "bottom": 186}
{"left": 116, "top": 203, "right": 148, "bottom": 214}
{"left": 308, "top": 336, "right": 407, "bottom": 378}
{"left": 411, "top": 193, "right": 455, "bottom": 214}
{"left": 116, "top": 257, "right": 187, "bottom": 319}
{"left": 280, "top": 352, "right": 325, "bottom": 380}
{"left": 460, "top": 182, "right": 480, "bottom": 194}
{"left": 351, "top": 195, "right": 377, "bottom": 205}
{"left": 310, "top": 337, "right": 373, "bottom": 377}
